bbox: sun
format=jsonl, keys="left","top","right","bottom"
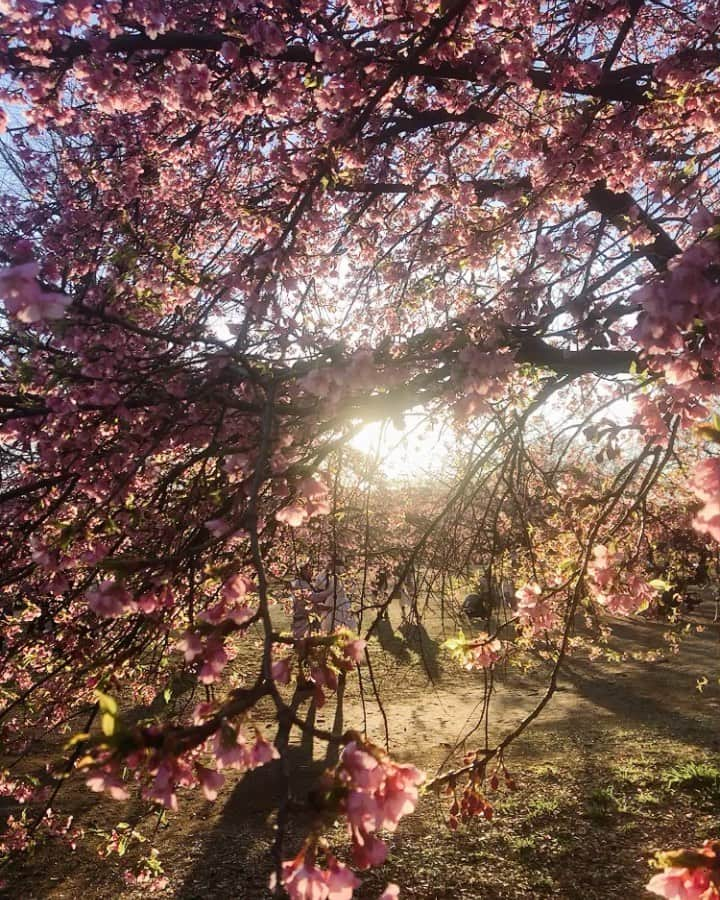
{"left": 348, "top": 413, "right": 453, "bottom": 480}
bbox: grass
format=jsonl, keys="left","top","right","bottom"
{"left": 662, "top": 761, "right": 720, "bottom": 802}
{"left": 585, "top": 785, "right": 629, "bottom": 820}
{"left": 352, "top": 732, "right": 720, "bottom": 900}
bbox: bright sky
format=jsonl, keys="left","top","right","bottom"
{"left": 349, "top": 413, "right": 455, "bottom": 480}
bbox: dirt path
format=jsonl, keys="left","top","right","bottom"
{"left": 7, "top": 602, "right": 720, "bottom": 899}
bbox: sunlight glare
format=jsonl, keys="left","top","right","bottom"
{"left": 349, "top": 414, "right": 453, "bottom": 480}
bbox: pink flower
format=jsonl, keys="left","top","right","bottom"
{"left": 87, "top": 580, "right": 136, "bottom": 618}
{"left": 176, "top": 631, "right": 203, "bottom": 662}
{"left": 341, "top": 742, "right": 384, "bottom": 792}
{"left": 146, "top": 760, "right": 179, "bottom": 810}
{"left": 340, "top": 740, "right": 425, "bottom": 872}
{"left": 0, "top": 262, "right": 70, "bottom": 323}
{"left": 273, "top": 858, "right": 329, "bottom": 900}
{"left": 297, "top": 475, "right": 328, "bottom": 500}
{"left": 694, "top": 501, "right": 720, "bottom": 543}
{"left": 378, "top": 763, "right": 424, "bottom": 830}
{"left": 515, "top": 583, "right": 557, "bottom": 635}
{"left": 325, "top": 858, "right": 360, "bottom": 900}
{"left": 249, "top": 734, "right": 280, "bottom": 767}
{"left": 343, "top": 638, "right": 367, "bottom": 664}
{"left": 467, "top": 634, "right": 503, "bottom": 670}
{"left": 346, "top": 789, "right": 383, "bottom": 835}
{"left": 691, "top": 460, "right": 720, "bottom": 543}
{"left": 646, "top": 866, "right": 716, "bottom": 899}
{"left": 271, "top": 656, "right": 292, "bottom": 684}
{"left": 351, "top": 830, "right": 387, "bottom": 869}
{"left": 213, "top": 729, "right": 256, "bottom": 771}
{"left": 271, "top": 852, "right": 361, "bottom": 900}
{"left": 379, "top": 885, "right": 400, "bottom": 900}
{"left": 196, "top": 765, "right": 224, "bottom": 801}
{"left": 221, "top": 572, "right": 255, "bottom": 603}
{"left": 198, "top": 640, "right": 228, "bottom": 684}
{"left": 29, "top": 536, "right": 57, "bottom": 570}
{"left": 690, "top": 204, "right": 715, "bottom": 232}
{"left": 276, "top": 503, "right": 309, "bottom": 527}
{"left": 86, "top": 770, "right": 129, "bottom": 801}
{"left": 588, "top": 545, "right": 621, "bottom": 590}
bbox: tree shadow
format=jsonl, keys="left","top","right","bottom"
{"left": 374, "top": 618, "right": 413, "bottom": 664}
{"left": 177, "top": 682, "right": 346, "bottom": 900}
{"left": 399, "top": 620, "right": 442, "bottom": 683}
{"left": 562, "top": 659, "right": 720, "bottom": 753}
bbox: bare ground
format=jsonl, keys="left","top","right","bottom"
{"left": 5, "top": 602, "right": 720, "bottom": 899}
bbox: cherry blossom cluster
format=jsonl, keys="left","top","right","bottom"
{"left": 339, "top": 740, "right": 424, "bottom": 870}
{"left": 275, "top": 739, "right": 423, "bottom": 898}
{"left": 514, "top": 583, "right": 558, "bottom": 636}
{"left": 647, "top": 841, "right": 720, "bottom": 899}
{"left": 444, "top": 631, "right": 506, "bottom": 671}
{"left": 0, "top": 262, "right": 70, "bottom": 324}
{"left": 276, "top": 475, "right": 332, "bottom": 528}
{"left": 273, "top": 633, "right": 367, "bottom": 708}
{"left": 175, "top": 573, "right": 257, "bottom": 683}
{"left": 85, "top": 713, "right": 279, "bottom": 811}
{"left": 690, "top": 458, "right": 720, "bottom": 543}
{"left": 586, "top": 545, "right": 658, "bottom": 617}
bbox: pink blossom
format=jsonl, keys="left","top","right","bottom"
{"left": 692, "top": 459, "right": 720, "bottom": 503}
{"left": 515, "top": 583, "right": 557, "bottom": 634}
{"left": 137, "top": 586, "right": 173, "bottom": 614}
{"left": 249, "top": 734, "right": 280, "bottom": 766}
{"left": 341, "top": 742, "right": 384, "bottom": 792}
{"left": 85, "top": 770, "right": 129, "bottom": 801}
{"left": 646, "top": 866, "right": 716, "bottom": 899}
{"left": 273, "top": 857, "right": 329, "bottom": 900}
{"left": 147, "top": 756, "right": 194, "bottom": 810}
{"left": 379, "top": 885, "right": 400, "bottom": 900}
{"left": 271, "top": 656, "right": 292, "bottom": 684}
{"left": 196, "top": 765, "right": 224, "bottom": 801}
{"left": 0, "top": 262, "right": 71, "bottom": 323}
{"left": 221, "top": 572, "right": 255, "bottom": 603}
{"left": 276, "top": 503, "right": 309, "bottom": 527}
{"left": 694, "top": 501, "right": 720, "bottom": 543}
{"left": 588, "top": 545, "right": 621, "bottom": 590}
{"left": 86, "top": 580, "right": 136, "bottom": 618}
{"left": 297, "top": 475, "right": 328, "bottom": 500}
{"left": 378, "top": 763, "right": 424, "bottom": 830}
{"left": 689, "top": 460, "right": 720, "bottom": 542}
{"left": 198, "top": 639, "right": 228, "bottom": 684}
{"left": 343, "top": 638, "right": 367, "bottom": 664}
{"left": 176, "top": 631, "right": 203, "bottom": 662}
{"left": 29, "top": 536, "right": 56, "bottom": 570}
{"left": 351, "top": 830, "right": 388, "bottom": 869}
{"left": 690, "top": 204, "right": 715, "bottom": 232}
{"left": 325, "top": 858, "right": 361, "bottom": 900}
{"left": 213, "top": 729, "right": 252, "bottom": 770}
{"left": 466, "top": 634, "right": 503, "bottom": 670}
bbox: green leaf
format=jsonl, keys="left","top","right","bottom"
{"left": 648, "top": 578, "right": 671, "bottom": 592}
{"left": 95, "top": 690, "right": 118, "bottom": 716}
{"left": 101, "top": 713, "right": 116, "bottom": 737}
{"left": 64, "top": 732, "right": 90, "bottom": 750}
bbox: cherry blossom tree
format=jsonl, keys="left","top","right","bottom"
{"left": 1, "top": 0, "right": 720, "bottom": 895}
